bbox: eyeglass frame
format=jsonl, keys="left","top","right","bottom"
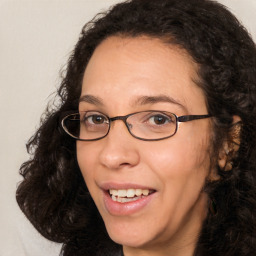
{"left": 61, "top": 110, "right": 211, "bottom": 142}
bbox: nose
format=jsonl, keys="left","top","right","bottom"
{"left": 99, "top": 121, "right": 140, "bottom": 170}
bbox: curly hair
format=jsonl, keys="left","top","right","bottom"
{"left": 16, "top": 0, "right": 256, "bottom": 255}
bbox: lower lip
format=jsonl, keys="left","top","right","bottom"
{"left": 103, "top": 191, "right": 155, "bottom": 216}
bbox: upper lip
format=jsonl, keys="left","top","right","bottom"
{"left": 98, "top": 182, "right": 156, "bottom": 191}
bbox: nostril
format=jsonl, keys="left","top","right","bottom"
{"left": 120, "top": 162, "right": 130, "bottom": 166}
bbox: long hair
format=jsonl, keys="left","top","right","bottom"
{"left": 16, "top": 0, "right": 256, "bottom": 255}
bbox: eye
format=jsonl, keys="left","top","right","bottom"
{"left": 148, "top": 113, "right": 174, "bottom": 126}
{"left": 82, "top": 112, "right": 108, "bottom": 125}
{"left": 88, "top": 115, "right": 105, "bottom": 124}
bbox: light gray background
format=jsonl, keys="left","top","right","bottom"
{"left": 0, "top": 1, "right": 255, "bottom": 255}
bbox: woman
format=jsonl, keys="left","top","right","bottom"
{"left": 16, "top": 0, "right": 256, "bottom": 255}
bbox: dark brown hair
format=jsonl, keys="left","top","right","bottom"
{"left": 17, "top": 0, "right": 256, "bottom": 255}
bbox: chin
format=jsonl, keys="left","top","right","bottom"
{"left": 110, "top": 235, "right": 150, "bottom": 249}
{"left": 104, "top": 221, "right": 153, "bottom": 248}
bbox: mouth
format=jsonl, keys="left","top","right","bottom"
{"left": 99, "top": 182, "right": 157, "bottom": 215}
{"left": 108, "top": 188, "right": 155, "bottom": 203}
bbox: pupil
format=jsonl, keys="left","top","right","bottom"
{"left": 93, "top": 116, "right": 103, "bottom": 124}
{"left": 154, "top": 116, "right": 165, "bottom": 124}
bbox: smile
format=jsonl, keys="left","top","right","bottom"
{"left": 109, "top": 188, "right": 154, "bottom": 203}
{"left": 99, "top": 182, "right": 156, "bottom": 215}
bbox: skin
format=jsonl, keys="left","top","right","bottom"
{"left": 77, "top": 36, "right": 213, "bottom": 256}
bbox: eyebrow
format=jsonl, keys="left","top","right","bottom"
{"left": 132, "top": 95, "right": 186, "bottom": 111}
{"left": 79, "top": 95, "right": 104, "bottom": 106}
{"left": 79, "top": 94, "right": 186, "bottom": 111}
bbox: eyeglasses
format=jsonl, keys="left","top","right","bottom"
{"left": 61, "top": 110, "right": 210, "bottom": 141}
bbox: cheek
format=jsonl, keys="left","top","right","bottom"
{"left": 143, "top": 128, "right": 211, "bottom": 188}
{"left": 146, "top": 140, "right": 209, "bottom": 172}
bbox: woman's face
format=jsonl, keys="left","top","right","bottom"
{"left": 77, "top": 36, "right": 212, "bottom": 254}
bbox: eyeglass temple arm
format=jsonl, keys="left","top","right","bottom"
{"left": 177, "top": 115, "right": 211, "bottom": 122}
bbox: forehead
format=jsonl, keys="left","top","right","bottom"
{"left": 81, "top": 36, "right": 207, "bottom": 114}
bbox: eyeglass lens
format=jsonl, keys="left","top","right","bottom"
{"left": 62, "top": 111, "right": 178, "bottom": 141}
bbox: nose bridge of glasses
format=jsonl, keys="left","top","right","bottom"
{"left": 108, "top": 115, "right": 133, "bottom": 135}
{"left": 109, "top": 115, "right": 129, "bottom": 124}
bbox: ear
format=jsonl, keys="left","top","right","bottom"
{"left": 218, "top": 115, "right": 242, "bottom": 171}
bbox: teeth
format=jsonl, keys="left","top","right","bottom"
{"left": 127, "top": 189, "right": 135, "bottom": 198}
{"left": 110, "top": 189, "right": 118, "bottom": 196}
{"left": 113, "top": 195, "right": 145, "bottom": 203}
{"left": 142, "top": 189, "right": 149, "bottom": 196}
{"left": 135, "top": 189, "right": 142, "bottom": 196}
{"left": 109, "top": 188, "right": 151, "bottom": 198}
{"left": 109, "top": 188, "right": 154, "bottom": 204}
{"left": 111, "top": 195, "right": 117, "bottom": 201}
{"left": 118, "top": 189, "right": 126, "bottom": 197}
